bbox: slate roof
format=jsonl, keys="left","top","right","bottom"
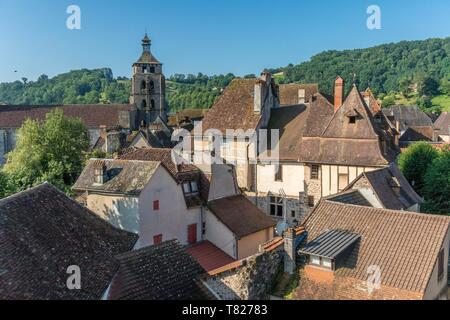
{"left": 299, "top": 230, "right": 361, "bottom": 259}
{"left": 73, "top": 159, "right": 160, "bottom": 195}
{"left": 344, "top": 163, "right": 423, "bottom": 210}
{"left": 399, "top": 126, "right": 435, "bottom": 142}
{"left": 278, "top": 83, "right": 319, "bottom": 106}
{"left": 300, "top": 200, "right": 450, "bottom": 295}
{"left": 207, "top": 195, "right": 276, "bottom": 239}
{"left": 0, "top": 104, "right": 134, "bottom": 129}
{"left": 298, "top": 86, "right": 396, "bottom": 166}
{"left": 325, "top": 190, "right": 373, "bottom": 207}
{"left": 0, "top": 183, "right": 138, "bottom": 300}
{"left": 200, "top": 79, "right": 262, "bottom": 133}
{"left": 119, "top": 148, "right": 199, "bottom": 181}
{"left": 383, "top": 105, "right": 433, "bottom": 132}
{"left": 434, "top": 112, "right": 450, "bottom": 137}
{"left": 107, "top": 240, "right": 207, "bottom": 300}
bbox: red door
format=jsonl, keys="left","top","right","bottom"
{"left": 188, "top": 224, "right": 197, "bottom": 245}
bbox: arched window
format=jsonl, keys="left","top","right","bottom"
{"left": 141, "top": 80, "right": 146, "bottom": 90}
{"left": 150, "top": 80, "right": 155, "bottom": 91}
{"left": 141, "top": 99, "right": 147, "bottom": 109}
{"left": 150, "top": 99, "right": 155, "bottom": 110}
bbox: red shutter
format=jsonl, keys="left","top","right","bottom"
{"left": 153, "top": 200, "right": 160, "bottom": 211}
{"left": 153, "top": 234, "right": 163, "bottom": 245}
{"left": 187, "top": 224, "right": 197, "bottom": 245}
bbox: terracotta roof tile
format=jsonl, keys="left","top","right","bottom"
{"left": 0, "top": 104, "right": 134, "bottom": 129}
{"left": 301, "top": 201, "right": 450, "bottom": 295}
{"left": 207, "top": 195, "right": 276, "bottom": 239}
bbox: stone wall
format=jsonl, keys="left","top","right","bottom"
{"left": 204, "top": 246, "right": 283, "bottom": 300}
{"left": 245, "top": 192, "right": 308, "bottom": 224}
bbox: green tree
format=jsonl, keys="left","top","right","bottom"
{"left": 398, "top": 142, "right": 440, "bottom": 196}
{"left": 418, "top": 77, "right": 440, "bottom": 97}
{"left": 4, "top": 109, "right": 89, "bottom": 194}
{"left": 422, "top": 150, "right": 450, "bottom": 214}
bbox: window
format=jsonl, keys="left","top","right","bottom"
{"left": 308, "top": 196, "right": 315, "bottom": 208}
{"left": 183, "top": 181, "right": 199, "bottom": 195}
{"left": 322, "top": 258, "right": 332, "bottom": 269}
{"left": 150, "top": 99, "right": 155, "bottom": 110}
{"left": 310, "top": 255, "right": 333, "bottom": 270}
{"left": 291, "top": 210, "right": 296, "bottom": 218}
{"left": 150, "top": 66, "right": 155, "bottom": 73}
{"left": 153, "top": 234, "right": 163, "bottom": 245}
{"left": 141, "top": 80, "right": 146, "bottom": 90}
{"left": 310, "top": 256, "right": 321, "bottom": 266}
{"left": 269, "top": 196, "right": 284, "bottom": 217}
{"left": 141, "top": 99, "right": 147, "bottom": 109}
{"left": 153, "top": 200, "right": 160, "bottom": 211}
{"left": 338, "top": 174, "right": 349, "bottom": 192}
{"left": 150, "top": 80, "right": 155, "bottom": 91}
{"left": 143, "top": 66, "right": 148, "bottom": 73}
{"left": 275, "top": 165, "right": 283, "bottom": 182}
{"left": 349, "top": 116, "right": 356, "bottom": 124}
{"left": 311, "top": 165, "right": 319, "bottom": 180}
{"left": 438, "top": 248, "right": 445, "bottom": 281}
{"left": 202, "top": 222, "right": 206, "bottom": 236}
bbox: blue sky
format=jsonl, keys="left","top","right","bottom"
{"left": 0, "top": 0, "right": 450, "bottom": 82}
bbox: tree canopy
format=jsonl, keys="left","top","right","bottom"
{"left": 398, "top": 142, "right": 440, "bottom": 196}
{"left": 3, "top": 109, "right": 89, "bottom": 194}
{"left": 422, "top": 148, "right": 450, "bottom": 214}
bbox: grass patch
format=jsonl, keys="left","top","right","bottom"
{"left": 432, "top": 95, "right": 450, "bottom": 111}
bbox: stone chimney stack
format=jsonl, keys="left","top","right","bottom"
{"left": 93, "top": 160, "right": 107, "bottom": 185}
{"left": 334, "top": 76, "right": 345, "bottom": 112}
{"left": 298, "top": 89, "right": 306, "bottom": 104}
{"left": 284, "top": 228, "right": 296, "bottom": 275}
{"left": 254, "top": 80, "right": 264, "bottom": 114}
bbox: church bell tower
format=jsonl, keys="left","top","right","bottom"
{"left": 130, "top": 33, "right": 167, "bottom": 125}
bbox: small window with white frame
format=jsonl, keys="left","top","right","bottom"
{"left": 183, "top": 181, "right": 199, "bottom": 195}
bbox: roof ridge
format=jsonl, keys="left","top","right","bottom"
{"left": 0, "top": 182, "right": 52, "bottom": 207}
{"left": 323, "top": 199, "right": 450, "bottom": 221}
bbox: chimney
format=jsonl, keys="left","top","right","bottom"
{"left": 254, "top": 80, "right": 263, "bottom": 114}
{"left": 334, "top": 76, "right": 345, "bottom": 112}
{"left": 298, "top": 89, "right": 306, "bottom": 104}
{"left": 284, "top": 228, "right": 296, "bottom": 275}
{"left": 93, "top": 160, "right": 107, "bottom": 185}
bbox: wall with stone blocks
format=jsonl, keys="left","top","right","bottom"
{"left": 204, "top": 247, "right": 284, "bottom": 300}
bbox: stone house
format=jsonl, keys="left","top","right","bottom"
{"left": 255, "top": 80, "right": 399, "bottom": 223}
{"left": 295, "top": 200, "right": 450, "bottom": 300}
{"left": 73, "top": 157, "right": 203, "bottom": 248}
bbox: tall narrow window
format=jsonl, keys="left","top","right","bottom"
{"left": 141, "top": 99, "right": 147, "bottom": 109}
{"left": 438, "top": 248, "right": 444, "bottom": 281}
{"left": 153, "top": 200, "right": 160, "bottom": 211}
{"left": 150, "top": 99, "right": 155, "bottom": 110}
{"left": 275, "top": 165, "right": 283, "bottom": 182}
{"left": 150, "top": 66, "right": 155, "bottom": 73}
{"left": 311, "top": 165, "right": 319, "bottom": 180}
{"left": 141, "top": 80, "right": 146, "bottom": 90}
{"left": 308, "top": 196, "right": 315, "bottom": 208}
{"left": 149, "top": 80, "right": 155, "bottom": 91}
{"left": 338, "top": 173, "right": 349, "bottom": 192}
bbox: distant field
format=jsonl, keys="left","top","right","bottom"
{"left": 432, "top": 95, "right": 450, "bottom": 111}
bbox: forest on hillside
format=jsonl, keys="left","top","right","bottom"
{"left": 1, "top": 37, "right": 450, "bottom": 113}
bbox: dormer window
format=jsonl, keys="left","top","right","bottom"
{"left": 183, "top": 181, "right": 199, "bottom": 195}
{"left": 349, "top": 116, "right": 356, "bottom": 124}
{"left": 300, "top": 230, "right": 361, "bottom": 271}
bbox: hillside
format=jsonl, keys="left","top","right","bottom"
{"left": 1, "top": 37, "right": 450, "bottom": 112}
